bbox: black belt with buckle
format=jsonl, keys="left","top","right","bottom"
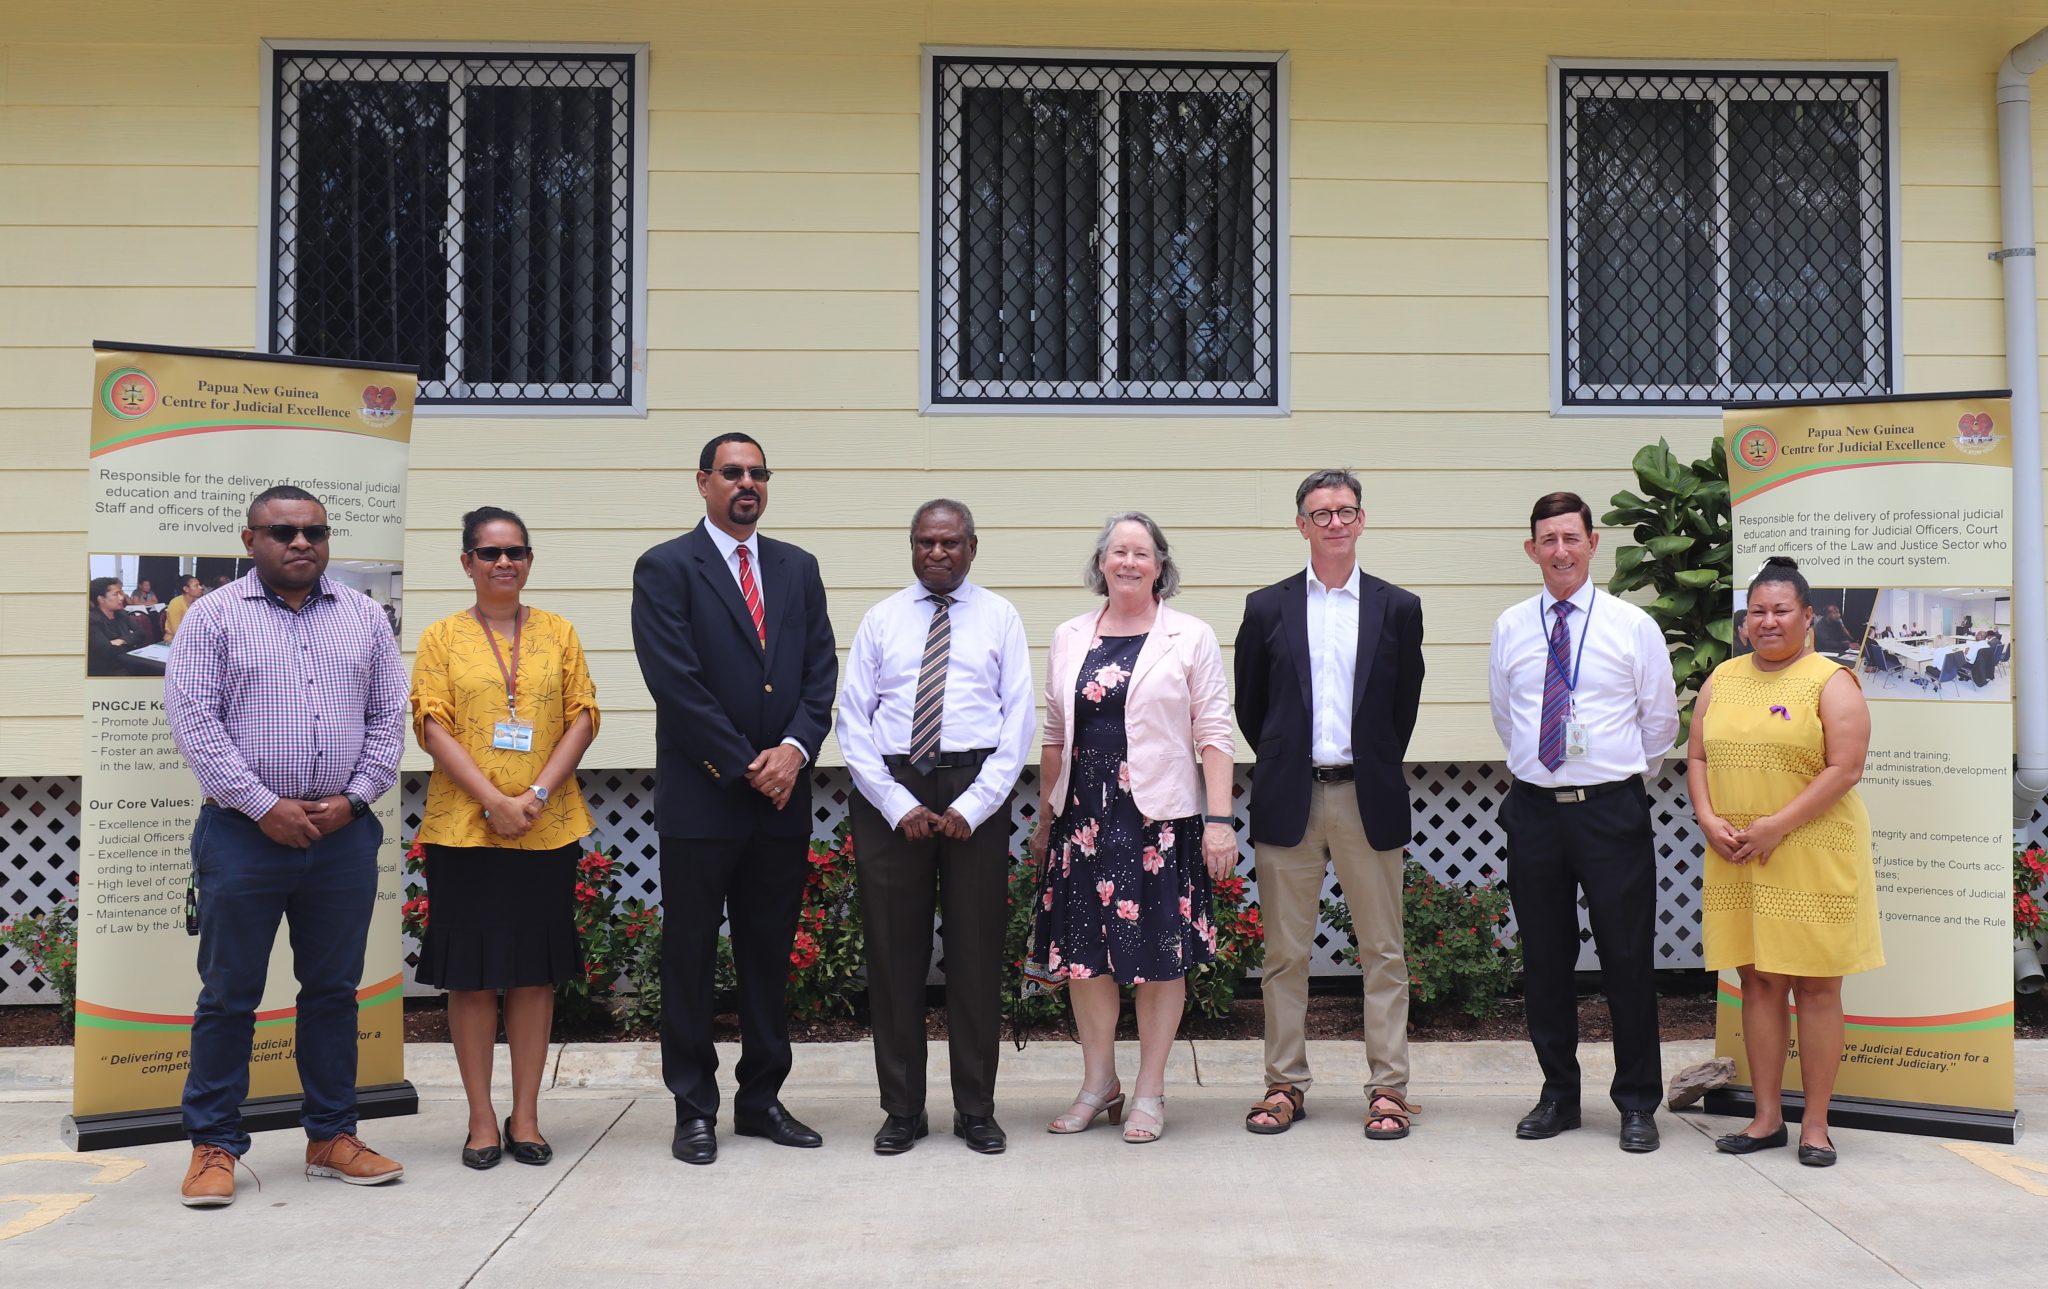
{"left": 1513, "top": 775, "right": 1640, "bottom": 805}
{"left": 883, "top": 748, "right": 995, "bottom": 771}
{"left": 1311, "top": 765, "right": 1354, "bottom": 784}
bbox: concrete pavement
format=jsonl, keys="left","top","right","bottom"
{"left": 0, "top": 1038, "right": 2043, "bottom": 1287}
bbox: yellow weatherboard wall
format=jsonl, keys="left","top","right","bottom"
{"left": 3, "top": 1, "right": 2046, "bottom": 773}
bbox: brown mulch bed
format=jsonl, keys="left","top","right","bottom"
{"left": 9, "top": 989, "right": 2045, "bottom": 1049}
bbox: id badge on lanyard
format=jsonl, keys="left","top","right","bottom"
{"left": 476, "top": 607, "right": 533, "bottom": 751}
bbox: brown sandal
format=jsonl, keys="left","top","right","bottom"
{"left": 1365, "top": 1087, "right": 1417, "bottom": 1140}
{"left": 1245, "top": 1084, "right": 1306, "bottom": 1135}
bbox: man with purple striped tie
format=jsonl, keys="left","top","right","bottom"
{"left": 839, "top": 501, "right": 1034, "bottom": 1156}
{"left": 1488, "top": 492, "right": 1678, "bottom": 1154}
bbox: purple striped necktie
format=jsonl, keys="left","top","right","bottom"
{"left": 1537, "top": 600, "right": 1574, "bottom": 771}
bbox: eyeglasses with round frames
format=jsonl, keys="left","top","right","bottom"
{"left": 1302, "top": 506, "right": 1363, "bottom": 528}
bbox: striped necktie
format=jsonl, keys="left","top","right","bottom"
{"left": 1538, "top": 600, "right": 1574, "bottom": 771}
{"left": 737, "top": 543, "right": 765, "bottom": 649}
{"left": 908, "top": 594, "right": 953, "bottom": 771}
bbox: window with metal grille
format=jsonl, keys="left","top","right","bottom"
{"left": 928, "top": 54, "right": 1283, "bottom": 409}
{"left": 1556, "top": 67, "right": 1896, "bottom": 409}
{"left": 266, "top": 49, "right": 640, "bottom": 409}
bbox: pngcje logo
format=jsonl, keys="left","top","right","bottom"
{"left": 1733, "top": 425, "right": 1778, "bottom": 472}
{"left": 359, "top": 384, "right": 400, "bottom": 427}
{"left": 101, "top": 368, "right": 158, "bottom": 420}
{"left": 1955, "top": 411, "right": 2000, "bottom": 456}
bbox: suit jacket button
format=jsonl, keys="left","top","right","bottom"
{"left": 764, "top": 683, "right": 774, "bottom": 693}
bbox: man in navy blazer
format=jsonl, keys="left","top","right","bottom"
{"left": 631, "top": 432, "right": 837, "bottom": 1165}
{"left": 1234, "top": 468, "right": 1425, "bottom": 1140}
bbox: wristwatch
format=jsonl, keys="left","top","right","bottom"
{"left": 344, "top": 792, "right": 369, "bottom": 819}
{"left": 529, "top": 784, "right": 550, "bottom": 804}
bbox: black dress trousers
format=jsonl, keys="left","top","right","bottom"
{"left": 849, "top": 761, "right": 1010, "bottom": 1118}
{"left": 1501, "top": 777, "right": 1663, "bottom": 1113}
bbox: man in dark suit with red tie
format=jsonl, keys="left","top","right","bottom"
{"left": 631, "top": 433, "right": 837, "bottom": 1165}
{"left": 1234, "top": 469, "right": 1425, "bottom": 1140}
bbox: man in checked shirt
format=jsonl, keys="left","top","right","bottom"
{"left": 164, "top": 485, "right": 408, "bottom": 1207}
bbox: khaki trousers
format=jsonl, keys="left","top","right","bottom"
{"left": 1256, "top": 780, "right": 1409, "bottom": 1094}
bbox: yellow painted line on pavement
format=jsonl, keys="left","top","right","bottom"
{"left": 0, "top": 1193, "right": 94, "bottom": 1241}
{"left": 1944, "top": 1141, "right": 2048, "bottom": 1196}
{"left": 0, "top": 1152, "right": 145, "bottom": 1243}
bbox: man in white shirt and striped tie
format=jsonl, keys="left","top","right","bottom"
{"left": 840, "top": 500, "right": 1035, "bottom": 1157}
{"left": 1488, "top": 491, "right": 1679, "bottom": 1154}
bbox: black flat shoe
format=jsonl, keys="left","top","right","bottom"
{"left": 1619, "top": 1109, "right": 1660, "bottom": 1154}
{"left": 1515, "top": 1101, "right": 1582, "bottom": 1140}
{"left": 672, "top": 1117, "right": 717, "bottom": 1166}
{"left": 953, "top": 1112, "right": 1007, "bottom": 1155}
{"left": 461, "top": 1136, "right": 502, "bottom": 1170}
{"left": 874, "top": 1111, "right": 929, "bottom": 1155}
{"left": 1715, "top": 1125, "right": 1790, "bottom": 1154}
{"left": 734, "top": 1103, "right": 823, "bottom": 1149}
{"left": 1798, "top": 1140, "right": 1838, "bottom": 1167}
{"left": 504, "top": 1116, "right": 553, "bottom": 1166}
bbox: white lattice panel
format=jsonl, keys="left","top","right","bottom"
{"left": 11, "top": 771, "right": 2048, "bottom": 1004}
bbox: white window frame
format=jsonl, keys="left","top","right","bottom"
{"left": 260, "top": 39, "right": 650, "bottom": 418}
{"left": 1547, "top": 59, "right": 1902, "bottom": 418}
{"left": 921, "top": 46, "right": 1290, "bottom": 417}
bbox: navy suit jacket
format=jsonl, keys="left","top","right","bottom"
{"left": 631, "top": 521, "right": 837, "bottom": 838}
{"left": 1233, "top": 571, "right": 1424, "bottom": 853}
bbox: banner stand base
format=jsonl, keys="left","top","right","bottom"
{"left": 1702, "top": 1085, "right": 2020, "bottom": 1144}
{"left": 61, "top": 1081, "right": 420, "bottom": 1152}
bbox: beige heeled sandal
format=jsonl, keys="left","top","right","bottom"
{"left": 1047, "top": 1083, "right": 1125, "bottom": 1134}
{"left": 1122, "top": 1095, "right": 1165, "bottom": 1143}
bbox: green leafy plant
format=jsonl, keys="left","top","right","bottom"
{"left": 0, "top": 899, "right": 78, "bottom": 1021}
{"left": 785, "top": 820, "right": 866, "bottom": 1018}
{"left": 1188, "top": 868, "right": 1264, "bottom": 1020}
{"left": 1002, "top": 837, "right": 1068, "bottom": 1028}
{"left": 1602, "top": 436, "right": 1734, "bottom": 745}
{"left": 1322, "top": 861, "right": 1519, "bottom": 1020}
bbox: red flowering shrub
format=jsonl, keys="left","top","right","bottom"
{"left": 1188, "top": 868, "right": 1264, "bottom": 1020}
{"left": 2016, "top": 844, "right": 2048, "bottom": 939}
{"left": 0, "top": 898, "right": 78, "bottom": 1021}
{"left": 783, "top": 820, "right": 865, "bottom": 1017}
{"left": 1322, "top": 860, "right": 1519, "bottom": 1019}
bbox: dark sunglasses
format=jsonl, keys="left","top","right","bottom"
{"left": 257, "top": 523, "right": 331, "bottom": 544}
{"left": 466, "top": 545, "right": 533, "bottom": 563}
{"left": 712, "top": 465, "right": 773, "bottom": 483}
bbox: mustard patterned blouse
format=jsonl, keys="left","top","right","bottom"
{"left": 411, "top": 607, "right": 600, "bottom": 850}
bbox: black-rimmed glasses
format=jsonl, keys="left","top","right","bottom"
{"left": 257, "top": 523, "right": 332, "bottom": 544}
{"left": 466, "top": 545, "right": 533, "bottom": 564}
{"left": 1302, "top": 506, "right": 1363, "bottom": 528}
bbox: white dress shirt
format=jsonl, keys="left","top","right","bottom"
{"left": 699, "top": 519, "right": 806, "bottom": 763}
{"left": 1487, "top": 579, "right": 1679, "bottom": 788}
{"left": 838, "top": 580, "right": 1036, "bottom": 830}
{"left": 1304, "top": 563, "right": 1360, "bottom": 766}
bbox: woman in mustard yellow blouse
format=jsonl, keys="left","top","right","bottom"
{"left": 412, "top": 506, "right": 599, "bottom": 1170}
{"left": 1688, "top": 557, "right": 1879, "bottom": 1168}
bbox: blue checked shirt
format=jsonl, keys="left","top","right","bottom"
{"left": 165, "top": 570, "right": 407, "bottom": 820}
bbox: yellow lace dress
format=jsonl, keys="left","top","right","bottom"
{"left": 1699, "top": 651, "right": 1882, "bottom": 977}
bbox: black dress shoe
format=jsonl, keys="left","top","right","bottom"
{"left": 1515, "top": 1101, "right": 1582, "bottom": 1140}
{"left": 874, "top": 1111, "right": 929, "bottom": 1155}
{"left": 1715, "top": 1125, "right": 1789, "bottom": 1155}
{"left": 672, "top": 1117, "right": 717, "bottom": 1165}
{"left": 504, "top": 1115, "right": 553, "bottom": 1166}
{"left": 734, "top": 1103, "right": 823, "bottom": 1148}
{"left": 1619, "top": 1109, "right": 1660, "bottom": 1153}
{"left": 953, "top": 1113, "right": 1007, "bottom": 1155}
{"left": 461, "top": 1135, "right": 503, "bottom": 1171}
{"left": 1797, "top": 1139, "right": 1838, "bottom": 1167}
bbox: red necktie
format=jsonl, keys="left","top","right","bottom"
{"left": 737, "top": 544, "right": 765, "bottom": 649}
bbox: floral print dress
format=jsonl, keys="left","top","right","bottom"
{"left": 1025, "top": 632, "right": 1215, "bottom": 991}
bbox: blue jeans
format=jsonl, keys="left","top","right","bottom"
{"left": 182, "top": 804, "right": 381, "bottom": 1153}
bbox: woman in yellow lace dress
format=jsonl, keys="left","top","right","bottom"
{"left": 1687, "top": 557, "right": 1879, "bottom": 1168}
{"left": 412, "top": 506, "right": 599, "bottom": 1170}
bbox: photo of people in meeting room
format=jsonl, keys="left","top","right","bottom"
{"left": 1853, "top": 586, "right": 2010, "bottom": 702}
{"left": 85, "top": 553, "right": 403, "bottom": 676}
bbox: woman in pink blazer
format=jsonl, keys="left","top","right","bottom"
{"left": 1025, "top": 512, "right": 1237, "bottom": 1143}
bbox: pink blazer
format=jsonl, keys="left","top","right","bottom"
{"left": 1043, "top": 602, "right": 1235, "bottom": 821}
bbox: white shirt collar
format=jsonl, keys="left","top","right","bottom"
{"left": 1540, "top": 578, "right": 1596, "bottom": 618}
{"left": 911, "top": 578, "right": 977, "bottom": 605}
{"left": 1305, "top": 563, "right": 1362, "bottom": 597}
{"left": 701, "top": 519, "right": 758, "bottom": 565}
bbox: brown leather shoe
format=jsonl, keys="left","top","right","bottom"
{"left": 180, "top": 1144, "right": 238, "bottom": 1208}
{"left": 305, "top": 1132, "right": 404, "bottom": 1185}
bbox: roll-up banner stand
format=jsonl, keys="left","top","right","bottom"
{"left": 67, "top": 342, "right": 418, "bottom": 1149}
{"left": 1709, "top": 391, "right": 2019, "bottom": 1143}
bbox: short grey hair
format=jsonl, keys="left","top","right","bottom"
{"left": 910, "top": 498, "right": 975, "bottom": 538}
{"left": 1294, "top": 468, "right": 1363, "bottom": 513}
{"left": 1083, "top": 511, "right": 1181, "bottom": 600}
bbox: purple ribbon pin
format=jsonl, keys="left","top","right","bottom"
{"left": 1769, "top": 705, "right": 1789, "bottom": 721}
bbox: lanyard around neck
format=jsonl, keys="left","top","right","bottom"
{"left": 472, "top": 606, "right": 525, "bottom": 716}
{"left": 1539, "top": 590, "right": 1594, "bottom": 694}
